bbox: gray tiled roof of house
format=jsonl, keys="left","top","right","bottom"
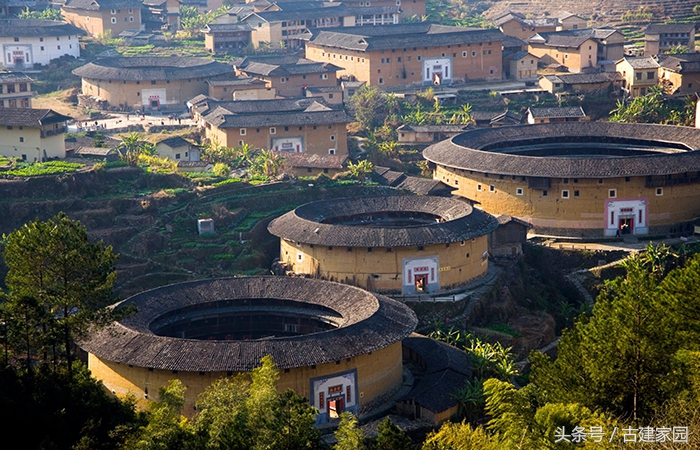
{"left": 543, "top": 72, "right": 623, "bottom": 84}
{"left": 309, "top": 22, "right": 505, "bottom": 51}
{"left": 79, "top": 277, "right": 418, "bottom": 371}
{"left": 202, "top": 23, "right": 252, "bottom": 33}
{"left": 268, "top": 195, "right": 499, "bottom": 247}
{"left": 423, "top": 122, "right": 700, "bottom": 179}
{"left": 398, "top": 334, "right": 472, "bottom": 413}
{"left": 196, "top": 97, "right": 350, "bottom": 128}
{"left": 63, "top": 0, "right": 142, "bottom": 10}
{"left": 505, "top": 51, "right": 535, "bottom": 61}
{"left": 0, "top": 19, "right": 85, "bottom": 37}
{"left": 240, "top": 60, "right": 340, "bottom": 76}
{"left": 207, "top": 77, "right": 267, "bottom": 87}
{"left": 0, "top": 108, "right": 71, "bottom": 127}
{"left": 156, "top": 136, "right": 192, "bottom": 148}
{"left": 306, "top": 85, "right": 342, "bottom": 92}
{"left": 528, "top": 106, "right": 586, "bottom": 119}
{"left": 397, "top": 124, "right": 469, "bottom": 133}
{"left": 0, "top": 72, "right": 34, "bottom": 84}
{"left": 528, "top": 28, "right": 619, "bottom": 48}
{"left": 620, "top": 56, "right": 659, "bottom": 69}
{"left": 244, "top": 4, "right": 398, "bottom": 22}
{"left": 645, "top": 23, "right": 696, "bottom": 34}
{"left": 658, "top": 53, "right": 700, "bottom": 73}
{"left": 73, "top": 56, "right": 233, "bottom": 81}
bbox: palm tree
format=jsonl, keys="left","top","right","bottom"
{"left": 450, "top": 103, "right": 473, "bottom": 125}
{"left": 116, "top": 132, "right": 153, "bottom": 166}
{"left": 255, "top": 150, "right": 285, "bottom": 177}
{"left": 347, "top": 160, "right": 373, "bottom": 183}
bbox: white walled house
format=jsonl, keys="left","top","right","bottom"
{"left": 0, "top": 108, "right": 71, "bottom": 161}
{"left": 0, "top": 20, "right": 85, "bottom": 69}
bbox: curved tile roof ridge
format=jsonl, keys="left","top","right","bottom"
{"left": 268, "top": 195, "right": 499, "bottom": 247}
{"left": 423, "top": 123, "right": 700, "bottom": 179}
{"left": 79, "top": 277, "right": 417, "bottom": 372}
{"left": 72, "top": 56, "right": 233, "bottom": 81}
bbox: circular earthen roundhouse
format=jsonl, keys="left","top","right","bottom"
{"left": 423, "top": 122, "right": 700, "bottom": 237}
{"left": 72, "top": 56, "right": 232, "bottom": 111}
{"left": 267, "top": 196, "right": 499, "bottom": 294}
{"left": 80, "top": 277, "right": 417, "bottom": 423}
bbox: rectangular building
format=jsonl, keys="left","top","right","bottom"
{"left": 0, "top": 72, "right": 35, "bottom": 108}
{"left": 306, "top": 23, "right": 505, "bottom": 86}
{"left": 0, "top": 108, "right": 71, "bottom": 161}
{"left": 190, "top": 95, "right": 350, "bottom": 156}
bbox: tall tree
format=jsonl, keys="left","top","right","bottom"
{"left": 116, "top": 133, "right": 154, "bottom": 166}
{"left": 530, "top": 254, "right": 683, "bottom": 422}
{"left": 334, "top": 412, "right": 366, "bottom": 450}
{"left": 2, "top": 213, "right": 120, "bottom": 377}
{"left": 372, "top": 417, "right": 412, "bottom": 450}
{"left": 348, "top": 85, "right": 389, "bottom": 132}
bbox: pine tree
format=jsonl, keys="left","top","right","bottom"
{"left": 373, "top": 417, "right": 412, "bottom": 450}
{"left": 334, "top": 412, "right": 366, "bottom": 450}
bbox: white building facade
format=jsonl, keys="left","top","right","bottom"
{"left": 0, "top": 20, "right": 84, "bottom": 69}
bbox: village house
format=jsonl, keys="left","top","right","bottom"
{"left": 0, "top": 72, "right": 35, "bottom": 108}
{"left": 206, "top": 77, "right": 275, "bottom": 101}
{"left": 644, "top": 23, "right": 696, "bottom": 57}
{"left": 305, "top": 23, "right": 505, "bottom": 87}
{"left": 72, "top": 56, "right": 233, "bottom": 111}
{"left": 0, "top": 108, "right": 71, "bottom": 161}
{"left": 658, "top": 53, "right": 700, "bottom": 95}
{"left": 539, "top": 71, "right": 623, "bottom": 94}
{"left": 189, "top": 95, "right": 350, "bottom": 156}
{"left": 234, "top": 56, "right": 341, "bottom": 98}
{"left": 0, "top": 19, "right": 84, "bottom": 70}
{"left": 615, "top": 56, "right": 660, "bottom": 97}
{"left": 280, "top": 152, "right": 348, "bottom": 177}
{"left": 62, "top": 0, "right": 144, "bottom": 38}
{"left": 329, "top": 0, "right": 426, "bottom": 19}
{"left": 503, "top": 51, "right": 538, "bottom": 80}
{"left": 240, "top": 3, "right": 399, "bottom": 50}
{"left": 526, "top": 106, "right": 587, "bottom": 124}
{"left": 154, "top": 136, "right": 200, "bottom": 161}
{"left": 202, "top": 23, "right": 253, "bottom": 53}
{"left": 397, "top": 124, "right": 469, "bottom": 144}
{"left": 527, "top": 28, "right": 624, "bottom": 73}
{"left": 304, "top": 85, "right": 344, "bottom": 104}
{"left": 492, "top": 11, "right": 587, "bottom": 40}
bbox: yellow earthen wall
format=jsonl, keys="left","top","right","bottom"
{"left": 80, "top": 78, "right": 210, "bottom": 109}
{"left": 528, "top": 39, "right": 597, "bottom": 72}
{"left": 305, "top": 41, "right": 502, "bottom": 86}
{"left": 88, "top": 341, "right": 403, "bottom": 415}
{"left": 206, "top": 122, "right": 348, "bottom": 155}
{"left": 434, "top": 165, "right": 700, "bottom": 230}
{"left": 280, "top": 237, "right": 489, "bottom": 292}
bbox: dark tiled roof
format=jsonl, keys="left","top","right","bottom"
{"left": 202, "top": 23, "right": 252, "bottom": 33}
{"left": 197, "top": 97, "right": 350, "bottom": 128}
{"left": 156, "top": 136, "right": 192, "bottom": 148}
{"left": 281, "top": 152, "right": 347, "bottom": 169}
{"left": 505, "top": 51, "right": 536, "bottom": 61}
{"left": 619, "top": 56, "right": 659, "bottom": 69}
{"left": 207, "top": 77, "right": 267, "bottom": 87}
{"left": 397, "top": 124, "right": 468, "bottom": 133}
{"left": 79, "top": 277, "right": 417, "bottom": 371}
{"left": 528, "top": 106, "right": 586, "bottom": 119}
{"left": 73, "top": 57, "right": 233, "bottom": 81}
{"left": 0, "top": 72, "right": 33, "bottom": 84}
{"left": 543, "top": 72, "right": 623, "bottom": 85}
{"left": 0, "top": 19, "right": 85, "bottom": 37}
{"left": 658, "top": 53, "right": 700, "bottom": 73}
{"left": 309, "top": 23, "right": 505, "bottom": 52}
{"left": 399, "top": 334, "right": 472, "bottom": 413}
{"left": 493, "top": 11, "right": 525, "bottom": 27}
{"left": 645, "top": 23, "right": 696, "bottom": 34}
{"left": 306, "top": 85, "right": 342, "bottom": 93}
{"left": 395, "top": 177, "right": 448, "bottom": 196}
{"left": 63, "top": 0, "right": 142, "bottom": 10}
{"left": 0, "top": 108, "right": 71, "bottom": 127}
{"left": 244, "top": 4, "right": 397, "bottom": 22}
{"left": 528, "top": 28, "right": 618, "bottom": 49}
{"left": 423, "top": 122, "right": 700, "bottom": 179}
{"left": 502, "top": 36, "right": 526, "bottom": 49}
{"left": 237, "top": 57, "right": 341, "bottom": 76}
{"left": 267, "top": 195, "right": 499, "bottom": 247}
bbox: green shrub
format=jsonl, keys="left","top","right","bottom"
{"left": 5, "top": 161, "right": 84, "bottom": 177}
